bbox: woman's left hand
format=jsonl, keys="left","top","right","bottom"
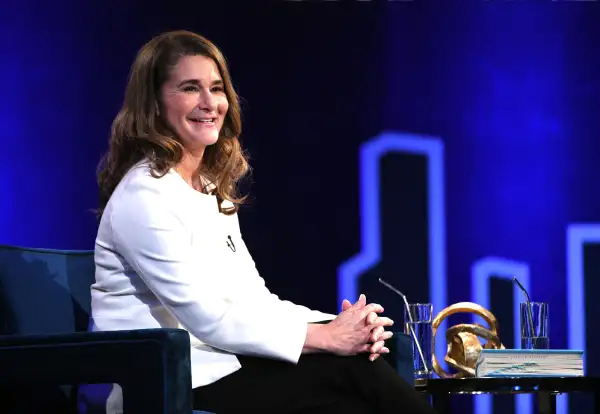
{"left": 341, "top": 298, "right": 394, "bottom": 361}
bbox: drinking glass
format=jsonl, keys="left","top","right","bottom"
{"left": 520, "top": 302, "right": 549, "bottom": 349}
{"left": 404, "top": 303, "right": 433, "bottom": 381}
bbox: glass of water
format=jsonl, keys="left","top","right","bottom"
{"left": 404, "top": 303, "right": 433, "bottom": 381}
{"left": 520, "top": 302, "right": 549, "bottom": 349}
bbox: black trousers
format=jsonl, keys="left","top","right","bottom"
{"left": 193, "top": 353, "right": 437, "bottom": 414}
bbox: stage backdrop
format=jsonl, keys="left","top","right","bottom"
{"left": 2, "top": 1, "right": 600, "bottom": 413}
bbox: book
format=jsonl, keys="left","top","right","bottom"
{"left": 475, "top": 349, "right": 584, "bottom": 378}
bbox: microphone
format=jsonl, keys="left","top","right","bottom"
{"left": 378, "top": 278, "right": 429, "bottom": 374}
{"left": 226, "top": 235, "right": 236, "bottom": 252}
{"left": 513, "top": 277, "right": 534, "bottom": 338}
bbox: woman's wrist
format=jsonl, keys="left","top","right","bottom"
{"left": 302, "top": 323, "right": 333, "bottom": 354}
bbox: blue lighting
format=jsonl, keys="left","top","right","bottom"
{"left": 337, "top": 131, "right": 448, "bottom": 365}
{"left": 337, "top": 131, "right": 589, "bottom": 414}
{"left": 471, "top": 257, "right": 532, "bottom": 414}
{"left": 562, "top": 224, "right": 596, "bottom": 414}
{"left": 0, "top": 3, "right": 99, "bottom": 249}
{"left": 469, "top": 226, "right": 592, "bottom": 414}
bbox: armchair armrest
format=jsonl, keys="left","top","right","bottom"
{"left": 0, "top": 328, "right": 192, "bottom": 414}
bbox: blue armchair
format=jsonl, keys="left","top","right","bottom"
{"left": 0, "top": 244, "right": 194, "bottom": 413}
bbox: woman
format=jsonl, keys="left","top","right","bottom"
{"left": 92, "top": 30, "right": 436, "bottom": 414}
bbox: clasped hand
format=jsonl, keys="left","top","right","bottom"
{"left": 328, "top": 294, "right": 394, "bottom": 361}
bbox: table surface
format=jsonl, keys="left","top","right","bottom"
{"left": 415, "top": 376, "right": 599, "bottom": 395}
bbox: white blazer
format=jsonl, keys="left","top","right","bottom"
{"left": 91, "top": 160, "right": 335, "bottom": 390}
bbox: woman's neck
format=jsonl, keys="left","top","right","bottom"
{"left": 175, "top": 150, "right": 205, "bottom": 191}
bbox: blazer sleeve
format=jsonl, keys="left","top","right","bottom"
{"left": 109, "top": 183, "right": 309, "bottom": 363}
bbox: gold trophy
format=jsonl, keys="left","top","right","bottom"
{"left": 431, "top": 302, "right": 505, "bottom": 378}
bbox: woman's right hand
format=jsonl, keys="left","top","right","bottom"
{"left": 324, "top": 294, "right": 388, "bottom": 356}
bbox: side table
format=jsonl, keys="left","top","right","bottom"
{"left": 416, "top": 377, "right": 600, "bottom": 414}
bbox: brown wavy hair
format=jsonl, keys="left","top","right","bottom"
{"left": 96, "top": 30, "right": 249, "bottom": 218}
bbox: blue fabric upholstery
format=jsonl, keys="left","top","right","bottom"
{"left": 0, "top": 245, "right": 94, "bottom": 335}
{"left": 383, "top": 332, "right": 416, "bottom": 385}
{"left": 0, "top": 329, "right": 193, "bottom": 413}
{"left": 0, "top": 244, "right": 196, "bottom": 414}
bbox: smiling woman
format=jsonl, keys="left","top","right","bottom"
{"left": 88, "top": 30, "right": 435, "bottom": 414}
{"left": 96, "top": 30, "right": 247, "bottom": 218}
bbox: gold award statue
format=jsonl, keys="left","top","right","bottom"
{"left": 431, "top": 302, "right": 505, "bottom": 378}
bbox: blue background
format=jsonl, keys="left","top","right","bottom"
{"left": 2, "top": 1, "right": 600, "bottom": 413}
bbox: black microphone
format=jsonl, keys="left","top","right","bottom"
{"left": 226, "top": 235, "right": 236, "bottom": 252}
{"left": 378, "top": 278, "right": 429, "bottom": 374}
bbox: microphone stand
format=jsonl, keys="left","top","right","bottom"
{"left": 378, "top": 278, "right": 430, "bottom": 375}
